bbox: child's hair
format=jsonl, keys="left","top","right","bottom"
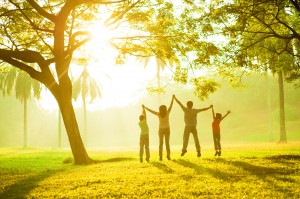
{"left": 216, "top": 113, "right": 222, "bottom": 119}
{"left": 159, "top": 105, "right": 167, "bottom": 118}
{"left": 139, "top": 115, "right": 145, "bottom": 121}
{"left": 187, "top": 101, "right": 193, "bottom": 108}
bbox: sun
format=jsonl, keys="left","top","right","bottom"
{"left": 88, "top": 24, "right": 112, "bottom": 48}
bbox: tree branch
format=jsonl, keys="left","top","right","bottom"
{"left": 8, "top": 0, "right": 54, "bottom": 34}
{"left": 290, "top": 0, "right": 300, "bottom": 12}
{"left": 104, "top": 0, "right": 141, "bottom": 27}
{"left": 0, "top": 50, "right": 41, "bottom": 79}
{"left": 26, "top": 0, "right": 56, "bottom": 22}
{"left": 0, "top": 49, "right": 58, "bottom": 89}
{"left": 65, "top": 31, "right": 92, "bottom": 55}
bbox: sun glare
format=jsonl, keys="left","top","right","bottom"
{"left": 86, "top": 59, "right": 157, "bottom": 111}
{"left": 89, "top": 24, "right": 112, "bottom": 47}
{"left": 37, "top": 22, "right": 158, "bottom": 112}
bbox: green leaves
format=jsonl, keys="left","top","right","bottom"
{"left": 174, "top": 67, "right": 188, "bottom": 84}
{"left": 192, "top": 78, "right": 220, "bottom": 101}
{"left": 146, "top": 86, "right": 165, "bottom": 94}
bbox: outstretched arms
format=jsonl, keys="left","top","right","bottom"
{"left": 142, "top": 104, "right": 159, "bottom": 116}
{"left": 221, "top": 110, "right": 230, "bottom": 121}
{"left": 196, "top": 105, "right": 213, "bottom": 113}
{"left": 173, "top": 95, "right": 185, "bottom": 109}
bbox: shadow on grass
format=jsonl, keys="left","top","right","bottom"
{"left": 0, "top": 170, "right": 58, "bottom": 199}
{"left": 220, "top": 159, "right": 297, "bottom": 197}
{"left": 265, "top": 154, "right": 300, "bottom": 166}
{"left": 221, "top": 159, "right": 297, "bottom": 176}
{"left": 266, "top": 154, "right": 300, "bottom": 161}
{"left": 151, "top": 162, "right": 174, "bottom": 174}
{"left": 173, "top": 159, "right": 235, "bottom": 181}
{"left": 96, "top": 157, "right": 134, "bottom": 163}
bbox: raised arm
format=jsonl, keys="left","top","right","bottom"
{"left": 196, "top": 105, "right": 213, "bottom": 113}
{"left": 221, "top": 110, "right": 230, "bottom": 121}
{"left": 174, "top": 95, "right": 185, "bottom": 109}
{"left": 143, "top": 104, "right": 159, "bottom": 116}
{"left": 142, "top": 105, "right": 147, "bottom": 119}
{"left": 168, "top": 96, "right": 175, "bottom": 113}
{"left": 212, "top": 105, "right": 215, "bottom": 119}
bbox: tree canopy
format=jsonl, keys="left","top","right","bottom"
{"left": 201, "top": 0, "right": 300, "bottom": 84}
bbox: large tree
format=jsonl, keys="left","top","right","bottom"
{"left": 0, "top": 1, "right": 223, "bottom": 164}
{"left": 0, "top": 0, "right": 139, "bottom": 164}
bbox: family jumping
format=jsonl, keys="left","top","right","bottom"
{"left": 138, "top": 95, "right": 230, "bottom": 163}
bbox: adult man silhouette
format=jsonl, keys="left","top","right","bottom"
{"left": 174, "top": 95, "right": 212, "bottom": 157}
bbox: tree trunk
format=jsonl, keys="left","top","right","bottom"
{"left": 265, "top": 71, "right": 273, "bottom": 141}
{"left": 83, "top": 98, "right": 87, "bottom": 146}
{"left": 56, "top": 87, "right": 93, "bottom": 164}
{"left": 278, "top": 70, "right": 287, "bottom": 143}
{"left": 23, "top": 98, "right": 27, "bottom": 148}
{"left": 58, "top": 109, "right": 62, "bottom": 148}
{"left": 156, "top": 58, "right": 161, "bottom": 104}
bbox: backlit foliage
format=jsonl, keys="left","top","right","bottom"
{"left": 192, "top": 78, "right": 220, "bottom": 101}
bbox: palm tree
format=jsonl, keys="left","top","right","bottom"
{"left": 58, "top": 109, "right": 62, "bottom": 148}
{"left": 0, "top": 67, "right": 41, "bottom": 147}
{"left": 73, "top": 66, "right": 101, "bottom": 146}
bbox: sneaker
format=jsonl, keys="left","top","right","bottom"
{"left": 159, "top": 156, "right": 162, "bottom": 161}
{"left": 214, "top": 151, "right": 218, "bottom": 156}
{"left": 167, "top": 156, "right": 171, "bottom": 160}
{"left": 197, "top": 151, "right": 201, "bottom": 157}
{"left": 218, "top": 151, "right": 221, "bottom": 156}
{"left": 140, "top": 158, "right": 143, "bottom": 163}
{"left": 181, "top": 150, "right": 187, "bottom": 157}
{"left": 146, "top": 158, "right": 150, "bottom": 162}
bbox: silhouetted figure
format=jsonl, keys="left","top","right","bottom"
{"left": 138, "top": 106, "right": 150, "bottom": 163}
{"left": 143, "top": 96, "right": 174, "bottom": 161}
{"left": 174, "top": 95, "right": 212, "bottom": 157}
{"left": 212, "top": 106, "right": 230, "bottom": 156}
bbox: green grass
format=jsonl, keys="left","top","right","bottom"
{"left": 1, "top": 143, "right": 300, "bottom": 198}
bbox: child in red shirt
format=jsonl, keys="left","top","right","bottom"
{"left": 212, "top": 106, "right": 230, "bottom": 156}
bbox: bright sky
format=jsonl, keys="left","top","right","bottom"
{"left": 37, "top": 23, "right": 159, "bottom": 111}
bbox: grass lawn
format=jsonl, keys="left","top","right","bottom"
{"left": 0, "top": 142, "right": 300, "bottom": 198}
